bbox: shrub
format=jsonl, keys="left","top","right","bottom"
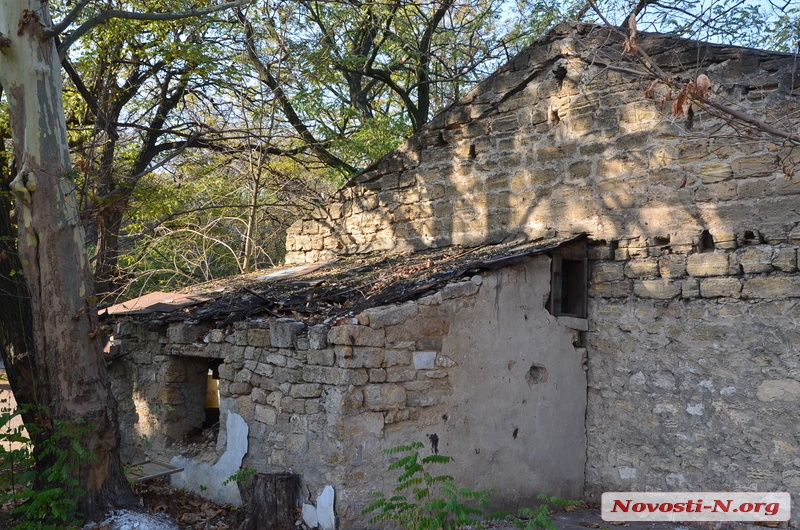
{"left": 0, "top": 408, "right": 96, "bottom": 530}
{"left": 362, "top": 441, "right": 497, "bottom": 529}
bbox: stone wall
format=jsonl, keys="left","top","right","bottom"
{"left": 110, "top": 256, "right": 587, "bottom": 527}
{"left": 284, "top": 23, "right": 799, "bottom": 265}
{"left": 277, "top": 20, "right": 800, "bottom": 525}
{"left": 585, "top": 237, "right": 800, "bottom": 526}
{"left": 108, "top": 21, "right": 800, "bottom": 527}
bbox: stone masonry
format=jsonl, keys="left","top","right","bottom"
{"left": 110, "top": 256, "right": 587, "bottom": 526}
{"left": 285, "top": 24, "right": 799, "bottom": 265}
{"left": 108, "top": 21, "right": 800, "bottom": 528}
{"left": 585, "top": 239, "right": 800, "bottom": 518}
{"left": 277, "top": 21, "right": 800, "bottom": 527}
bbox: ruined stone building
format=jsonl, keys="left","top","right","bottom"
{"left": 106, "top": 22, "right": 800, "bottom": 527}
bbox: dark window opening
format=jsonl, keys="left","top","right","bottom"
{"left": 177, "top": 356, "right": 223, "bottom": 448}
{"left": 547, "top": 241, "right": 587, "bottom": 319}
{"left": 699, "top": 230, "right": 715, "bottom": 252}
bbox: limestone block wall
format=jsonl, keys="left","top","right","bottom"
{"left": 284, "top": 23, "right": 800, "bottom": 265}
{"left": 585, "top": 236, "right": 800, "bottom": 526}
{"left": 110, "top": 257, "right": 587, "bottom": 527}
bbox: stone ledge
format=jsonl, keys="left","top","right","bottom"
{"left": 557, "top": 316, "right": 589, "bottom": 331}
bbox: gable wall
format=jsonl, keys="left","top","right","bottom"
{"left": 285, "top": 24, "right": 799, "bottom": 265}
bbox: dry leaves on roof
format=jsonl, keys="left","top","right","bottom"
{"left": 109, "top": 236, "right": 583, "bottom": 327}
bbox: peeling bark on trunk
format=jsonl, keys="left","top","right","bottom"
{"left": 0, "top": 188, "right": 39, "bottom": 425}
{"left": 0, "top": 1, "right": 135, "bottom": 520}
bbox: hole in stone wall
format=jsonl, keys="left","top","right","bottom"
{"left": 571, "top": 330, "right": 586, "bottom": 348}
{"left": 552, "top": 65, "right": 567, "bottom": 88}
{"left": 525, "top": 365, "right": 548, "bottom": 385}
{"left": 699, "top": 230, "right": 715, "bottom": 252}
{"left": 740, "top": 230, "right": 762, "bottom": 246}
{"left": 468, "top": 144, "right": 476, "bottom": 159}
{"left": 549, "top": 108, "right": 560, "bottom": 125}
{"left": 654, "top": 235, "right": 672, "bottom": 254}
{"left": 179, "top": 357, "right": 224, "bottom": 447}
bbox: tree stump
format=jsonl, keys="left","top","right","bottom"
{"left": 239, "top": 472, "right": 300, "bottom": 530}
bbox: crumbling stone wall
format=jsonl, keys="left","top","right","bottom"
{"left": 284, "top": 23, "right": 799, "bottom": 265}
{"left": 585, "top": 237, "right": 800, "bottom": 526}
{"left": 278, "top": 20, "right": 800, "bottom": 524}
{"left": 110, "top": 21, "right": 800, "bottom": 526}
{"left": 110, "top": 257, "right": 587, "bottom": 526}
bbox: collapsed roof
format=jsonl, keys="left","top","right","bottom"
{"left": 103, "top": 235, "right": 585, "bottom": 327}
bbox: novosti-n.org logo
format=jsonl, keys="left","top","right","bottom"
{"left": 602, "top": 492, "right": 790, "bottom": 522}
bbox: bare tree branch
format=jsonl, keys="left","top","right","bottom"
{"left": 586, "top": 2, "right": 800, "bottom": 146}
{"left": 46, "top": 0, "right": 93, "bottom": 38}
{"left": 52, "top": 0, "right": 253, "bottom": 53}
{"left": 696, "top": 96, "right": 800, "bottom": 145}
{"left": 235, "top": 7, "right": 357, "bottom": 175}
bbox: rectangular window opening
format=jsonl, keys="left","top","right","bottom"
{"left": 548, "top": 241, "right": 587, "bottom": 319}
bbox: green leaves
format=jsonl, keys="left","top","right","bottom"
{"left": 0, "top": 408, "right": 96, "bottom": 529}
{"left": 364, "top": 441, "right": 582, "bottom": 529}
{"left": 363, "top": 441, "right": 494, "bottom": 530}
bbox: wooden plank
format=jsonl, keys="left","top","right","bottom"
{"left": 126, "top": 459, "right": 183, "bottom": 482}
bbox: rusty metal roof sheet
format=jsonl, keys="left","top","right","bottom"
{"left": 105, "top": 291, "right": 215, "bottom": 316}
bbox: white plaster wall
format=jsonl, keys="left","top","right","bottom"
{"left": 436, "top": 256, "right": 587, "bottom": 509}
{"left": 170, "top": 411, "right": 248, "bottom": 506}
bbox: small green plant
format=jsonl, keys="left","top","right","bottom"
{"left": 223, "top": 467, "right": 256, "bottom": 487}
{"left": 0, "top": 407, "right": 96, "bottom": 530}
{"left": 135, "top": 433, "right": 152, "bottom": 450}
{"left": 362, "top": 441, "right": 497, "bottom": 530}
{"left": 509, "top": 495, "right": 584, "bottom": 530}
{"left": 0, "top": 408, "right": 33, "bottom": 494}
{"left": 151, "top": 402, "right": 174, "bottom": 416}
{"left": 123, "top": 464, "right": 143, "bottom": 485}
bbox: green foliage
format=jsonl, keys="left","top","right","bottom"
{"left": 223, "top": 468, "right": 257, "bottom": 487}
{"left": 362, "top": 441, "right": 496, "bottom": 529}
{"left": 0, "top": 408, "right": 97, "bottom": 530}
{"left": 150, "top": 402, "right": 175, "bottom": 416}
{"left": 363, "top": 442, "right": 583, "bottom": 530}
{"left": 0, "top": 408, "right": 32, "bottom": 494}
{"left": 509, "top": 494, "right": 584, "bottom": 530}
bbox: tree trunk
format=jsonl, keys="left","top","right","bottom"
{"left": 91, "top": 120, "right": 124, "bottom": 299}
{"left": 94, "top": 206, "right": 124, "bottom": 298}
{"left": 242, "top": 173, "right": 261, "bottom": 273}
{"left": 0, "top": 1, "right": 135, "bottom": 521}
{"left": 0, "top": 179, "right": 39, "bottom": 425}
